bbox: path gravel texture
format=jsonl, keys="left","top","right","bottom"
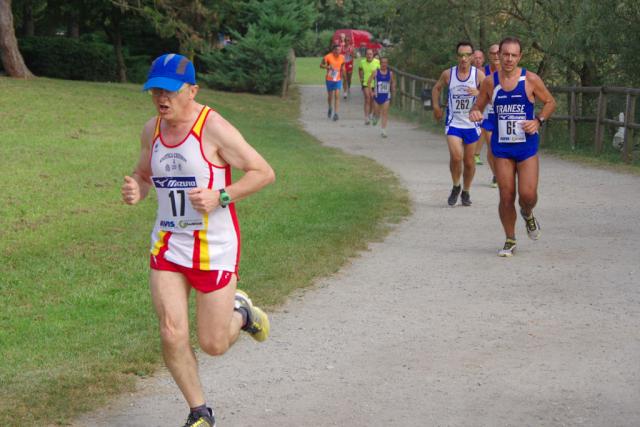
{"left": 75, "top": 85, "right": 640, "bottom": 427}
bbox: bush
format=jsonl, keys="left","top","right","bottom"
{"left": 18, "top": 37, "right": 116, "bottom": 82}
{"left": 198, "top": 25, "right": 291, "bottom": 94}
{"left": 295, "top": 29, "right": 335, "bottom": 57}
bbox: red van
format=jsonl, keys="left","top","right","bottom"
{"left": 332, "top": 29, "right": 382, "bottom": 54}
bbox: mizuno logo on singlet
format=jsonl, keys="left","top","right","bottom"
{"left": 152, "top": 176, "right": 197, "bottom": 188}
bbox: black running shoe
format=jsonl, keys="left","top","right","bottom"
{"left": 332, "top": 113, "right": 339, "bottom": 121}
{"left": 183, "top": 408, "right": 215, "bottom": 427}
{"left": 327, "top": 107, "right": 332, "bottom": 119}
{"left": 520, "top": 209, "right": 541, "bottom": 240}
{"left": 448, "top": 185, "right": 461, "bottom": 206}
{"left": 460, "top": 190, "right": 472, "bottom": 206}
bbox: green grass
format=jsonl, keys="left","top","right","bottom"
{"left": 295, "top": 56, "right": 323, "bottom": 85}
{"left": 0, "top": 77, "right": 410, "bottom": 425}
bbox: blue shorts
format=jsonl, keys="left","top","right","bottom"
{"left": 374, "top": 93, "right": 390, "bottom": 104}
{"left": 446, "top": 126, "right": 480, "bottom": 145}
{"left": 491, "top": 140, "right": 539, "bottom": 163}
{"left": 326, "top": 80, "right": 342, "bottom": 92}
{"left": 481, "top": 118, "right": 495, "bottom": 131}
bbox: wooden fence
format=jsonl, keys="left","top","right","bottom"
{"left": 391, "top": 66, "right": 639, "bottom": 163}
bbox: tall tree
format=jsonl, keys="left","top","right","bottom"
{"left": 0, "top": 0, "right": 33, "bottom": 77}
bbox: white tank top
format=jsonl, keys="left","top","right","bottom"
{"left": 149, "top": 106, "right": 240, "bottom": 272}
{"left": 446, "top": 65, "right": 479, "bottom": 129}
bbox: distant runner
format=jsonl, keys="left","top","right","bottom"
{"left": 481, "top": 44, "right": 501, "bottom": 188}
{"left": 358, "top": 48, "right": 380, "bottom": 125}
{"left": 470, "top": 37, "right": 556, "bottom": 257}
{"left": 340, "top": 35, "right": 355, "bottom": 99}
{"left": 367, "top": 57, "right": 396, "bottom": 138}
{"left": 320, "top": 43, "right": 346, "bottom": 121}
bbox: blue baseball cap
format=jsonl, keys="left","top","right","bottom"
{"left": 143, "top": 53, "right": 196, "bottom": 92}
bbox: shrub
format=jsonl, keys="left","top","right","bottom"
{"left": 199, "top": 25, "right": 291, "bottom": 94}
{"left": 18, "top": 36, "right": 117, "bottom": 82}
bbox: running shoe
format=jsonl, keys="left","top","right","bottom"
{"left": 333, "top": 113, "right": 339, "bottom": 121}
{"left": 327, "top": 108, "right": 332, "bottom": 119}
{"left": 474, "top": 154, "right": 483, "bottom": 165}
{"left": 372, "top": 116, "right": 379, "bottom": 126}
{"left": 520, "top": 209, "right": 541, "bottom": 240}
{"left": 491, "top": 176, "right": 498, "bottom": 188}
{"left": 447, "top": 185, "right": 461, "bottom": 206}
{"left": 460, "top": 190, "right": 472, "bottom": 206}
{"left": 365, "top": 119, "right": 370, "bottom": 125}
{"left": 235, "top": 290, "right": 270, "bottom": 342}
{"left": 381, "top": 129, "right": 388, "bottom": 138}
{"left": 498, "top": 238, "right": 517, "bottom": 257}
{"left": 343, "top": 93, "right": 347, "bottom": 99}
{"left": 183, "top": 408, "right": 215, "bottom": 427}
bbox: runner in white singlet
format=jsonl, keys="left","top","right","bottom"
{"left": 432, "top": 41, "right": 485, "bottom": 207}
{"left": 121, "top": 53, "right": 275, "bottom": 427}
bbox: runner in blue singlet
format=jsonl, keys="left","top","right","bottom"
{"left": 470, "top": 37, "right": 556, "bottom": 257}
{"left": 367, "top": 57, "right": 395, "bottom": 138}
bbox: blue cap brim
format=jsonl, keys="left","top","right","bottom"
{"left": 142, "top": 77, "right": 185, "bottom": 92}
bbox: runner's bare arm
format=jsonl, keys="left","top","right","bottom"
{"left": 188, "top": 114, "right": 275, "bottom": 214}
{"left": 469, "top": 77, "right": 493, "bottom": 122}
{"left": 391, "top": 71, "right": 396, "bottom": 95}
{"left": 431, "top": 69, "right": 450, "bottom": 121}
{"left": 367, "top": 73, "right": 375, "bottom": 88}
{"left": 522, "top": 72, "right": 557, "bottom": 133}
{"left": 122, "top": 118, "right": 155, "bottom": 205}
{"left": 358, "top": 63, "right": 364, "bottom": 84}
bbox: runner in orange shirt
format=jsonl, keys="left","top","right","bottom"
{"left": 320, "top": 43, "right": 346, "bottom": 121}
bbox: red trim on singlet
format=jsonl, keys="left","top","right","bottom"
{"left": 193, "top": 229, "right": 201, "bottom": 270}
{"left": 225, "top": 165, "right": 241, "bottom": 273}
{"left": 196, "top": 108, "right": 228, "bottom": 170}
{"left": 157, "top": 106, "right": 207, "bottom": 149}
{"left": 207, "top": 164, "right": 214, "bottom": 189}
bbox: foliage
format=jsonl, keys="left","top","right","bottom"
{"left": 199, "top": 0, "right": 316, "bottom": 94}
{"left": 391, "top": 0, "right": 640, "bottom": 87}
{"left": 294, "top": 29, "right": 334, "bottom": 57}
{"left": 19, "top": 36, "right": 116, "bottom": 81}
{"left": 199, "top": 25, "right": 291, "bottom": 94}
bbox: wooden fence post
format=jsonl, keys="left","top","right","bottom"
{"left": 569, "top": 90, "right": 577, "bottom": 149}
{"left": 594, "top": 88, "right": 606, "bottom": 154}
{"left": 410, "top": 78, "right": 416, "bottom": 113}
{"left": 400, "top": 74, "right": 406, "bottom": 110}
{"left": 622, "top": 94, "right": 636, "bottom": 163}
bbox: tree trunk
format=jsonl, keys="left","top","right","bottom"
{"left": 0, "top": 0, "right": 34, "bottom": 78}
{"left": 104, "top": 7, "right": 127, "bottom": 83}
{"left": 23, "top": 0, "right": 34, "bottom": 37}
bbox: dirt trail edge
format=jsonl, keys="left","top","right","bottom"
{"left": 75, "top": 85, "right": 640, "bottom": 427}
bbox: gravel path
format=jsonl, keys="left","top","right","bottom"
{"left": 75, "top": 85, "right": 640, "bottom": 427}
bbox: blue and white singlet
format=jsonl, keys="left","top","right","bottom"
{"left": 445, "top": 65, "right": 479, "bottom": 130}
{"left": 491, "top": 68, "right": 539, "bottom": 161}
{"left": 373, "top": 68, "right": 392, "bottom": 104}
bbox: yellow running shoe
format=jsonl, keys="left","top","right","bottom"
{"left": 498, "top": 238, "right": 517, "bottom": 257}
{"left": 235, "top": 290, "right": 270, "bottom": 342}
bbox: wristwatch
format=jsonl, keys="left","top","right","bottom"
{"left": 219, "top": 188, "right": 231, "bottom": 208}
{"left": 536, "top": 116, "right": 545, "bottom": 126}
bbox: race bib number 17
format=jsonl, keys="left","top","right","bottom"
{"left": 152, "top": 176, "right": 204, "bottom": 231}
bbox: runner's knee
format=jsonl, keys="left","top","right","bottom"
{"left": 199, "top": 333, "right": 231, "bottom": 356}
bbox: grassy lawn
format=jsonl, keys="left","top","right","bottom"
{"left": 0, "top": 77, "right": 410, "bottom": 425}
{"left": 295, "top": 56, "right": 323, "bottom": 85}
